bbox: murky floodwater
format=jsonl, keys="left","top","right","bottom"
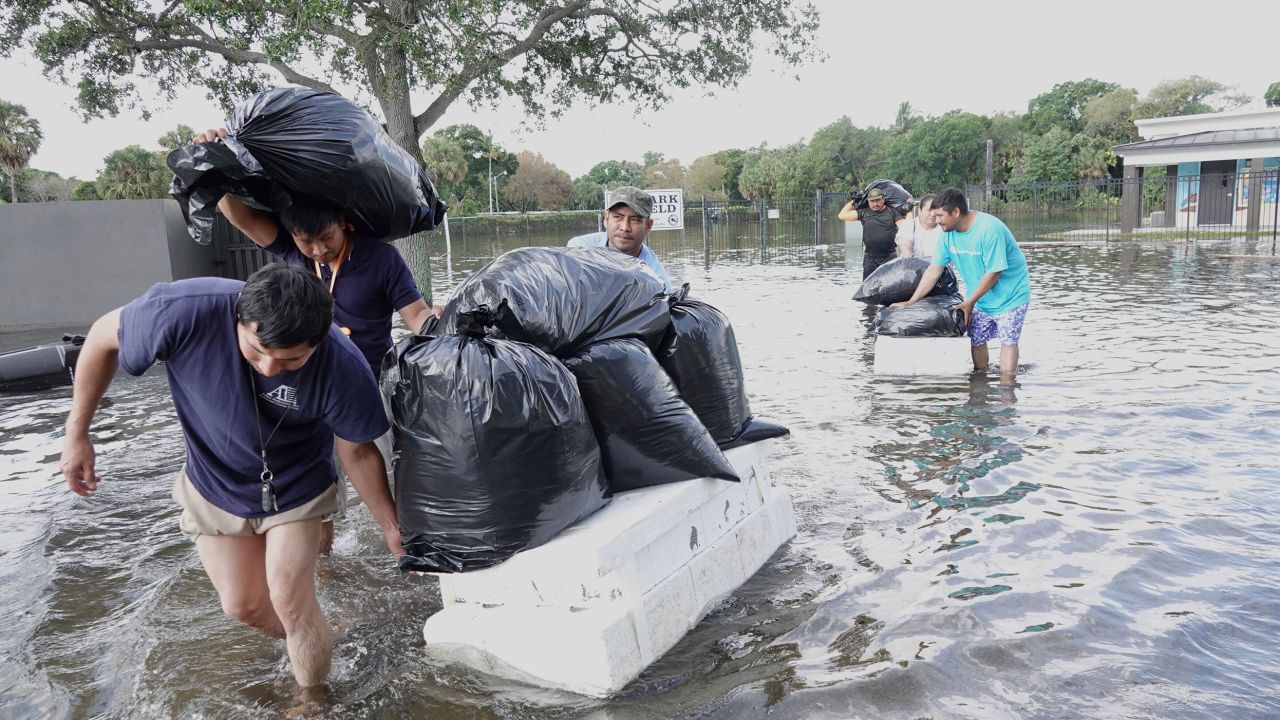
{"left": 3, "top": 234, "right": 1280, "bottom": 719}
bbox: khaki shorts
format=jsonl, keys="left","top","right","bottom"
{"left": 172, "top": 468, "right": 340, "bottom": 537}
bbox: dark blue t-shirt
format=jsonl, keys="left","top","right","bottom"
{"left": 265, "top": 231, "right": 422, "bottom": 375}
{"left": 118, "top": 278, "right": 389, "bottom": 518}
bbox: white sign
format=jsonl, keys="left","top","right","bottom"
{"left": 646, "top": 188, "right": 684, "bottom": 230}
{"left": 767, "top": 208, "right": 781, "bottom": 219}
{"left": 606, "top": 188, "right": 684, "bottom": 231}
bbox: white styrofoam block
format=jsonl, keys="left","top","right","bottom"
{"left": 423, "top": 602, "right": 642, "bottom": 696}
{"left": 422, "top": 439, "right": 795, "bottom": 697}
{"left": 873, "top": 335, "right": 974, "bottom": 376}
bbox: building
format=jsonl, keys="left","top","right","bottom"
{"left": 1112, "top": 107, "right": 1280, "bottom": 232}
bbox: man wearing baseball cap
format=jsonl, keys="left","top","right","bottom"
{"left": 838, "top": 185, "right": 909, "bottom": 279}
{"left": 568, "top": 185, "right": 672, "bottom": 292}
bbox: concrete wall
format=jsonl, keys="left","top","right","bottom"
{"left": 1, "top": 200, "right": 220, "bottom": 327}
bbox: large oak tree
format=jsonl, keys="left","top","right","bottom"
{"left": 1, "top": 0, "right": 820, "bottom": 161}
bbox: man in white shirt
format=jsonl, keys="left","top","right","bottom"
{"left": 568, "top": 186, "right": 672, "bottom": 292}
{"left": 896, "top": 193, "right": 943, "bottom": 261}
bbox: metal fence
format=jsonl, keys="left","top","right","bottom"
{"left": 964, "top": 169, "right": 1280, "bottom": 244}
{"left": 209, "top": 171, "right": 1280, "bottom": 288}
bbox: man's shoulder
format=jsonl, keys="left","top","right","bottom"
{"left": 141, "top": 277, "right": 243, "bottom": 305}
{"left": 567, "top": 232, "right": 607, "bottom": 247}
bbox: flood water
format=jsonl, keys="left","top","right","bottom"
{"left": 3, "top": 231, "right": 1279, "bottom": 719}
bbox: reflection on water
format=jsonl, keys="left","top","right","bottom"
{"left": 3, "top": 235, "right": 1280, "bottom": 719}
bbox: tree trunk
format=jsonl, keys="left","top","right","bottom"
{"left": 369, "top": 27, "right": 423, "bottom": 165}
{"left": 10, "top": 173, "right": 16, "bottom": 204}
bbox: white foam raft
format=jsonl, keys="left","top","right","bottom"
{"left": 421, "top": 438, "right": 795, "bottom": 697}
{"left": 873, "top": 335, "right": 975, "bottom": 376}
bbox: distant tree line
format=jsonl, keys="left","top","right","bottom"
{"left": 0, "top": 75, "right": 1267, "bottom": 209}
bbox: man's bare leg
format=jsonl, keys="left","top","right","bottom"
{"left": 999, "top": 343, "right": 1020, "bottom": 385}
{"left": 265, "top": 519, "right": 331, "bottom": 688}
{"left": 971, "top": 343, "right": 990, "bottom": 372}
{"left": 196, "top": 534, "right": 285, "bottom": 638}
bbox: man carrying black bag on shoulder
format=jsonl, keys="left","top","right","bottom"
{"left": 838, "top": 186, "right": 909, "bottom": 279}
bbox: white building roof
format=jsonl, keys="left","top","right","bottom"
{"left": 1114, "top": 107, "right": 1280, "bottom": 167}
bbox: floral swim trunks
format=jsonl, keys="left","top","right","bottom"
{"left": 968, "top": 303, "right": 1028, "bottom": 346}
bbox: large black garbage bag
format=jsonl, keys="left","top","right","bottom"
{"left": 563, "top": 338, "right": 739, "bottom": 493}
{"left": 849, "top": 178, "right": 913, "bottom": 215}
{"left": 852, "top": 257, "right": 960, "bottom": 306}
{"left": 443, "top": 247, "right": 670, "bottom": 357}
{"left": 874, "top": 294, "right": 969, "bottom": 337}
{"left": 657, "top": 284, "right": 751, "bottom": 445}
{"left": 383, "top": 332, "right": 609, "bottom": 573}
{"left": 168, "top": 86, "right": 447, "bottom": 244}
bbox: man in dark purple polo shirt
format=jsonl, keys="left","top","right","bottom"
{"left": 59, "top": 264, "right": 400, "bottom": 692}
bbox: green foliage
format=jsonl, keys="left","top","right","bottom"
{"left": 684, "top": 155, "right": 730, "bottom": 201}
{"left": 95, "top": 145, "right": 170, "bottom": 200}
{"left": 1267, "top": 82, "right": 1280, "bottom": 107}
{"left": 738, "top": 143, "right": 810, "bottom": 199}
{"left": 712, "top": 149, "right": 748, "bottom": 201}
{"left": 500, "top": 151, "right": 571, "bottom": 212}
{"left": 157, "top": 124, "right": 197, "bottom": 152}
{"left": 644, "top": 158, "right": 685, "bottom": 189}
{"left": 642, "top": 151, "right": 665, "bottom": 169}
{"left": 72, "top": 180, "right": 99, "bottom": 201}
{"left": 1022, "top": 128, "right": 1076, "bottom": 183}
{"left": 801, "top": 117, "right": 890, "bottom": 192}
{"left": 580, "top": 160, "right": 644, "bottom": 189}
{"left": 1083, "top": 88, "right": 1139, "bottom": 145}
{"left": 0, "top": 100, "right": 43, "bottom": 202}
{"left": 426, "top": 124, "right": 517, "bottom": 214}
{"left": 1025, "top": 79, "right": 1119, "bottom": 136}
{"left": 3, "top": 0, "right": 822, "bottom": 160}
{"left": 884, "top": 112, "right": 989, "bottom": 194}
{"left": 1133, "top": 76, "right": 1250, "bottom": 119}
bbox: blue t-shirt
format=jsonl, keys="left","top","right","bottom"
{"left": 118, "top": 278, "right": 389, "bottom": 519}
{"left": 567, "top": 232, "right": 672, "bottom": 293}
{"left": 933, "top": 212, "right": 1031, "bottom": 315}
{"left": 265, "top": 231, "right": 422, "bottom": 375}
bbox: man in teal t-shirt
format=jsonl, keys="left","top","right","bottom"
{"left": 893, "top": 188, "right": 1031, "bottom": 384}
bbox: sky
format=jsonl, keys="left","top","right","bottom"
{"left": 2, "top": 0, "right": 1277, "bottom": 183}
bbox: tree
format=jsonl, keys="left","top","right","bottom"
{"left": 501, "top": 151, "right": 571, "bottom": 211}
{"left": 684, "top": 155, "right": 729, "bottom": 200}
{"left": 738, "top": 143, "right": 808, "bottom": 199}
{"left": 891, "top": 101, "right": 922, "bottom": 135}
{"left": 5, "top": 1, "right": 820, "bottom": 163}
{"left": 644, "top": 158, "right": 685, "bottom": 189}
{"left": 1021, "top": 128, "right": 1076, "bottom": 182}
{"left": 94, "top": 145, "right": 170, "bottom": 200}
{"left": 580, "top": 160, "right": 645, "bottom": 189}
{"left": 0, "top": 101, "right": 43, "bottom": 203}
{"left": 19, "top": 169, "right": 79, "bottom": 201}
{"left": 1083, "top": 88, "right": 1139, "bottom": 145}
{"left": 1267, "top": 82, "right": 1280, "bottom": 108}
{"left": 642, "top": 151, "right": 666, "bottom": 169}
{"left": 72, "top": 180, "right": 99, "bottom": 201}
{"left": 800, "top": 117, "right": 890, "bottom": 191}
{"left": 157, "top": 124, "right": 197, "bottom": 153}
{"left": 884, "top": 112, "right": 989, "bottom": 194}
{"left": 713, "top": 149, "right": 749, "bottom": 201}
{"left": 1134, "top": 76, "right": 1249, "bottom": 119}
{"left": 1024, "top": 79, "right": 1119, "bottom": 136}
{"left": 419, "top": 134, "right": 470, "bottom": 211}
{"left": 430, "top": 124, "right": 517, "bottom": 214}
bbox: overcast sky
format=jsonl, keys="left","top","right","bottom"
{"left": 3, "top": 0, "right": 1277, "bottom": 182}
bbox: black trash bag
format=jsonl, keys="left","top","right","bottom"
{"left": 443, "top": 246, "right": 670, "bottom": 357}
{"left": 657, "top": 283, "right": 751, "bottom": 445}
{"left": 168, "top": 86, "right": 447, "bottom": 245}
{"left": 383, "top": 332, "right": 609, "bottom": 573}
{"left": 850, "top": 178, "right": 913, "bottom": 215}
{"left": 563, "top": 338, "right": 739, "bottom": 493}
{"left": 874, "top": 294, "right": 969, "bottom": 337}
{"left": 852, "top": 257, "right": 960, "bottom": 306}
{"left": 718, "top": 418, "right": 791, "bottom": 451}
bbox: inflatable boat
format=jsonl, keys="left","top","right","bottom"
{"left": 0, "top": 335, "right": 84, "bottom": 392}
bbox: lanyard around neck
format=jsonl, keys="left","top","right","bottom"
{"left": 313, "top": 241, "right": 351, "bottom": 295}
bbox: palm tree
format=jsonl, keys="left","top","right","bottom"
{"left": 95, "top": 145, "right": 171, "bottom": 200}
{"left": 0, "top": 101, "right": 44, "bottom": 203}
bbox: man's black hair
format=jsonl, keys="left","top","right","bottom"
{"left": 278, "top": 194, "right": 347, "bottom": 237}
{"left": 236, "top": 264, "right": 333, "bottom": 348}
{"left": 933, "top": 188, "right": 968, "bottom": 215}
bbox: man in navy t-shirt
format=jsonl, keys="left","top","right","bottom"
{"left": 59, "top": 264, "right": 400, "bottom": 691}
